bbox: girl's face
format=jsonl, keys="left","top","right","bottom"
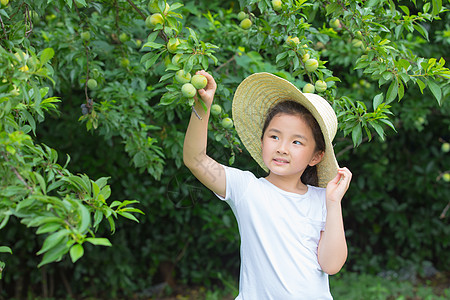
{"left": 261, "top": 113, "right": 324, "bottom": 181}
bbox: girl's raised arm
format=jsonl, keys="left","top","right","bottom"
{"left": 183, "top": 71, "right": 226, "bottom": 198}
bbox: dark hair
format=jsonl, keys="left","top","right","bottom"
{"left": 261, "top": 100, "right": 326, "bottom": 186}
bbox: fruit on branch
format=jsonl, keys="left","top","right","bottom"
{"left": 1, "top": 0, "right": 9, "bottom": 7}
{"left": 120, "top": 58, "right": 130, "bottom": 68}
{"left": 210, "top": 104, "right": 222, "bottom": 116}
{"left": 315, "top": 80, "right": 327, "bottom": 93}
{"left": 329, "top": 19, "right": 340, "bottom": 29}
{"left": 87, "top": 79, "right": 98, "bottom": 89}
{"left": 181, "top": 83, "right": 196, "bottom": 98}
{"left": 272, "top": 0, "right": 282, "bottom": 12}
{"left": 172, "top": 54, "right": 183, "bottom": 67}
{"left": 221, "top": 117, "right": 233, "bottom": 129}
{"left": 304, "top": 58, "right": 318, "bottom": 72}
{"left": 167, "top": 38, "right": 180, "bottom": 53}
{"left": 302, "top": 83, "right": 315, "bottom": 94}
{"left": 240, "top": 18, "right": 252, "bottom": 30}
{"left": 81, "top": 31, "right": 91, "bottom": 41}
{"left": 119, "top": 33, "right": 130, "bottom": 43}
{"left": 301, "top": 53, "right": 310, "bottom": 63}
{"left": 237, "top": 11, "right": 247, "bottom": 21}
{"left": 175, "top": 70, "right": 192, "bottom": 84}
{"left": 146, "top": 13, "right": 164, "bottom": 28}
{"left": 442, "top": 143, "right": 450, "bottom": 153}
{"left": 191, "top": 74, "right": 208, "bottom": 90}
{"left": 286, "top": 36, "right": 300, "bottom": 47}
{"left": 352, "top": 39, "right": 363, "bottom": 48}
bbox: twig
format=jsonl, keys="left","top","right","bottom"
{"left": 0, "top": 15, "right": 7, "bottom": 40}
{"left": 215, "top": 54, "right": 236, "bottom": 72}
{"left": 335, "top": 137, "right": 369, "bottom": 158}
{"left": 440, "top": 201, "right": 449, "bottom": 219}
{"left": 2, "top": 152, "right": 33, "bottom": 192}
{"left": 126, "top": 0, "right": 146, "bottom": 20}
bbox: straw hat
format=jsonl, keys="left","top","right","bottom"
{"left": 232, "top": 72, "right": 339, "bottom": 188}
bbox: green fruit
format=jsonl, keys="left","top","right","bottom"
{"left": 302, "top": 83, "right": 315, "bottom": 94}
{"left": 120, "top": 58, "right": 130, "bottom": 68}
{"left": 272, "top": 0, "right": 282, "bottom": 12}
{"left": 135, "top": 39, "right": 142, "bottom": 48}
{"left": 175, "top": 70, "right": 192, "bottom": 84}
{"left": 181, "top": 83, "right": 196, "bottom": 98}
{"left": 191, "top": 74, "right": 208, "bottom": 90}
{"left": 211, "top": 104, "right": 222, "bottom": 116}
{"left": 1, "top": 0, "right": 9, "bottom": 7}
{"left": 167, "top": 38, "right": 180, "bottom": 53}
{"left": 221, "top": 117, "right": 234, "bottom": 129}
{"left": 119, "top": 32, "right": 129, "bottom": 43}
{"left": 172, "top": 54, "right": 183, "bottom": 67}
{"left": 352, "top": 39, "right": 363, "bottom": 48}
{"left": 80, "top": 31, "right": 91, "bottom": 41}
{"left": 442, "top": 143, "right": 450, "bottom": 153}
{"left": 443, "top": 173, "right": 450, "bottom": 182}
{"left": 146, "top": 13, "right": 164, "bottom": 28}
{"left": 286, "top": 36, "right": 300, "bottom": 47}
{"left": 304, "top": 58, "right": 318, "bottom": 72}
{"left": 329, "top": 19, "right": 340, "bottom": 29}
{"left": 356, "top": 30, "right": 363, "bottom": 39}
{"left": 237, "top": 11, "right": 247, "bottom": 21}
{"left": 240, "top": 18, "right": 252, "bottom": 30}
{"left": 302, "top": 53, "right": 310, "bottom": 63}
{"left": 87, "top": 79, "right": 98, "bottom": 89}
{"left": 315, "top": 80, "right": 327, "bottom": 93}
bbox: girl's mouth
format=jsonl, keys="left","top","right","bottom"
{"left": 273, "top": 158, "right": 289, "bottom": 164}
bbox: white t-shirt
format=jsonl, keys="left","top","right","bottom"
{"left": 216, "top": 166, "right": 332, "bottom": 300}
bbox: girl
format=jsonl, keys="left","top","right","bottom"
{"left": 183, "top": 71, "right": 352, "bottom": 299}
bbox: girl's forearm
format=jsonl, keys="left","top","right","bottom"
{"left": 317, "top": 201, "right": 347, "bottom": 275}
{"left": 183, "top": 100, "right": 210, "bottom": 170}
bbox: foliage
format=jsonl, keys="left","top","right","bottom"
{"left": 0, "top": 0, "right": 448, "bottom": 298}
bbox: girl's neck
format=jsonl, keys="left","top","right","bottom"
{"left": 265, "top": 173, "right": 308, "bottom": 195}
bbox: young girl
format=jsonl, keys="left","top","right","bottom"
{"left": 183, "top": 71, "right": 352, "bottom": 299}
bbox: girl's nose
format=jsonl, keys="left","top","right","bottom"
{"left": 277, "top": 142, "right": 289, "bottom": 154}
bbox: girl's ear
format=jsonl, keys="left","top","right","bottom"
{"left": 309, "top": 151, "right": 324, "bottom": 167}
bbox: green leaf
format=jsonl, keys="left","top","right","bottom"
{"left": 416, "top": 78, "right": 426, "bottom": 93}
{"left": 145, "top": 53, "right": 162, "bottom": 69}
{"left": 427, "top": 79, "right": 442, "bottom": 105}
{"left": 352, "top": 123, "right": 363, "bottom": 147}
{"left": 117, "top": 211, "right": 139, "bottom": 223}
{"left": 85, "top": 237, "right": 112, "bottom": 246}
{"left": 77, "top": 201, "right": 91, "bottom": 233}
{"left": 373, "top": 93, "right": 384, "bottom": 109}
{"left": 413, "top": 24, "right": 429, "bottom": 41}
{"left": 40, "top": 48, "right": 55, "bottom": 65}
{"left": 37, "top": 229, "right": 70, "bottom": 255}
{"left": 0, "top": 246, "right": 12, "bottom": 254}
{"left": 69, "top": 244, "right": 84, "bottom": 263}
{"left": 398, "top": 80, "right": 405, "bottom": 101}
{"left": 38, "top": 242, "right": 69, "bottom": 268}
{"left": 386, "top": 80, "right": 398, "bottom": 104}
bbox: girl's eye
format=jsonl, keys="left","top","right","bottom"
{"left": 293, "top": 140, "right": 302, "bottom": 145}
{"left": 270, "top": 135, "right": 279, "bottom": 140}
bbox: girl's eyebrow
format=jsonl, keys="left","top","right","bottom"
{"left": 267, "top": 128, "right": 308, "bottom": 141}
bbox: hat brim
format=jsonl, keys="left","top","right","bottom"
{"left": 232, "top": 72, "right": 339, "bottom": 188}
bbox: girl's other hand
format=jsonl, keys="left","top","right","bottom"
{"left": 326, "top": 167, "right": 352, "bottom": 203}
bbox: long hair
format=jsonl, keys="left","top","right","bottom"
{"left": 261, "top": 100, "right": 326, "bottom": 186}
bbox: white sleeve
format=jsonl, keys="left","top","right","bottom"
{"left": 214, "top": 165, "right": 256, "bottom": 207}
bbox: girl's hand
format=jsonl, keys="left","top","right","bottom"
{"left": 195, "top": 70, "right": 217, "bottom": 107}
{"left": 326, "top": 167, "right": 352, "bottom": 203}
